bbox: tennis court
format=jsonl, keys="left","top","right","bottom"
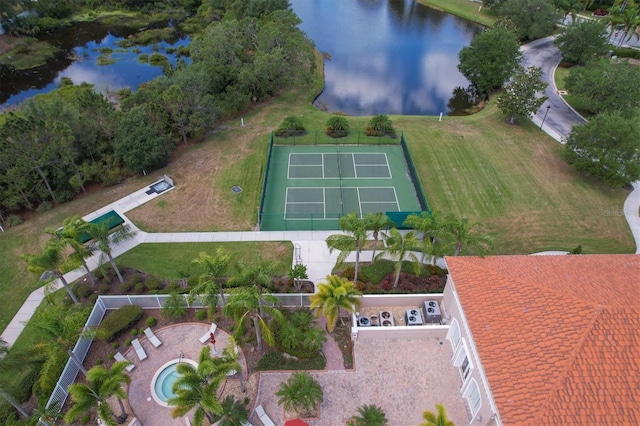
{"left": 259, "top": 138, "right": 427, "bottom": 230}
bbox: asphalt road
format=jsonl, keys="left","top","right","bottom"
{"left": 520, "top": 36, "right": 586, "bottom": 141}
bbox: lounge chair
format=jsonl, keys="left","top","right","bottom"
{"left": 144, "top": 327, "right": 162, "bottom": 348}
{"left": 198, "top": 322, "right": 218, "bottom": 344}
{"left": 131, "top": 338, "right": 147, "bottom": 361}
{"left": 254, "top": 404, "right": 275, "bottom": 426}
{"left": 114, "top": 352, "right": 135, "bottom": 372}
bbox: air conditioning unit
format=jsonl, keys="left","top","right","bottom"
{"left": 405, "top": 308, "right": 423, "bottom": 326}
{"left": 379, "top": 310, "right": 395, "bottom": 327}
{"left": 423, "top": 300, "right": 442, "bottom": 324}
{"left": 357, "top": 316, "right": 371, "bottom": 327}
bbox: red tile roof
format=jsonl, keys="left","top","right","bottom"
{"left": 447, "top": 254, "right": 640, "bottom": 425}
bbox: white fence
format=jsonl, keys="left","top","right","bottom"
{"left": 42, "top": 293, "right": 311, "bottom": 423}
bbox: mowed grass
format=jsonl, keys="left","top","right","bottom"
{"left": 418, "top": 0, "right": 498, "bottom": 27}
{"left": 116, "top": 242, "right": 293, "bottom": 279}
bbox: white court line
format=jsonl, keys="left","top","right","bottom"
{"left": 356, "top": 187, "right": 363, "bottom": 217}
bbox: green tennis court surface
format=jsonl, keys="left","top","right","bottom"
{"left": 260, "top": 143, "right": 425, "bottom": 231}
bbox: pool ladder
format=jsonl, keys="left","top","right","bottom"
{"left": 178, "top": 351, "right": 183, "bottom": 363}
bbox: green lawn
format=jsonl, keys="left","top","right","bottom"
{"left": 116, "top": 242, "right": 293, "bottom": 279}
{"left": 554, "top": 66, "right": 593, "bottom": 117}
{"left": 418, "top": 0, "right": 498, "bottom": 27}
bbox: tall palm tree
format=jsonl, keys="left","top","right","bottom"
{"left": 222, "top": 287, "right": 284, "bottom": 351}
{"left": 403, "top": 211, "right": 446, "bottom": 264}
{"left": 168, "top": 345, "right": 240, "bottom": 425}
{"left": 84, "top": 222, "right": 137, "bottom": 283}
{"left": 309, "top": 275, "right": 361, "bottom": 332}
{"left": 376, "top": 228, "right": 422, "bottom": 289}
{"left": 277, "top": 309, "right": 326, "bottom": 356}
{"left": 419, "top": 403, "right": 455, "bottom": 426}
{"left": 46, "top": 215, "right": 97, "bottom": 286}
{"left": 190, "top": 248, "right": 231, "bottom": 310}
{"left": 444, "top": 214, "right": 491, "bottom": 256}
{"left": 348, "top": 404, "right": 389, "bottom": 426}
{"left": 22, "top": 239, "right": 81, "bottom": 304}
{"left": 0, "top": 339, "right": 42, "bottom": 421}
{"left": 326, "top": 212, "right": 368, "bottom": 282}
{"left": 31, "top": 303, "right": 91, "bottom": 393}
{"left": 0, "top": 385, "right": 30, "bottom": 419}
{"left": 210, "top": 395, "right": 249, "bottom": 426}
{"left": 65, "top": 361, "right": 132, "bottom": 426}
{"left": 276, "top": 372, "right": 323, "bottom": 416}
{"left": 364, "top": 212, "right": 391, "bottom": 264}
{"left": 228, "top": 256, "right": 282, "bottom": 317}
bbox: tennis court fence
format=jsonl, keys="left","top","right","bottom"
{"left": 273, "top": 129, "right": 401, "bottom": 146}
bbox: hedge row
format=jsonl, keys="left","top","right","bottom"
{"left": 98, "top": 305, "right": 143, "bottom": 341}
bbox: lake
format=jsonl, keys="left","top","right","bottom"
{"left": 0, "top": 21, "right": 189, "bottom": 107}
{"left": 289, "top": 0, "right": 484, "bottom": 116}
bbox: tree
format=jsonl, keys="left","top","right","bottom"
{"left": 498, "top": 0, "right": 562, "bottom": 41}
{"left": 609, "top": 3, "right": 640, "bottom": 47}
{"left": 22, "top": 239, "right": 81, "bottom": 304}
{"left": 65, "top": 361, "right": 132, "bottom": 426}
{"left": 289, "top": 263, "right": 309, "bottom": 291}
{"left": 444, "top": 215, "right": 492, "bottom": 256}
{"left": 458, "top": 25, "right": 522, "bottom": 95}
{"left": 168, "top": 345, "right": 240, "bottom": 425}
{"left": 553, "top": 0, "right": 587, "bottom": 19}
{"left": 222, "top": 287, "right": 284, "bottom": 351}
{"left": 419, "top": 403, "right": 454, "bottom": 426}
{"left": 554, "top": 19, "right": 610, "bottom": 65}
{"left": 115, "top": 105, "right": 169, "bottom": 173}
{"left": 565, "top": 59, "right": 640, "bottom": 115}
{"left": 210, "top": 396, "right": 249, "bottom": 426}
{"left": 348, "top": 404, "right": 389, "bottom": 426}
{"left": 190, "top": 248, "right": 231, "bottom": 310}
{"left": 228, "top": 256, "right": 282, "bottom": 316}
{"left": 45, "top": 215, "right": 97, "bottom": 286}
{"left": 562, "top": 111, "right": 640, "bottom": 186}
{"left": 496, "top": 66, "right": 548, "bottom": 125}
{"left": 364, "top": 212, "right": 391, "bottom": 264}
{"left": 275, "top": 309, "right": 326, "bottom": 358}
{"left": 368, "top": 114, "right": 394, "bottom": 132}
{"left": 275, "top": 372, "right": 323, "bottom": 415}
{"left": 84, "top": 222, "right": 137, "bottom": 284}
{"left": 376, "top": 228, "right": 422, "bottom": 289}
{"left": 30, "top": 303, "right": 91, "bottom": 395}
{"left": 403, "top": 211, "right": 447, "bottom": 265}
{"left": 326, "top": 115, "right": 350, "bottom": 137}
{"left": 309, "top": 275, "right": 362, "bottom": 333}
{"left": 326, "top": 212, "right": 368, "bottom": 283}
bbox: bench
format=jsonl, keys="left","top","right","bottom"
{"left": 131, "top": 338, "right": 147, "bottom": 361}
{"left": 198, "top": 322, "right": 218, "bottom": 344}
{"left": 114, "top": 352, "right": 135, "bottom": 372}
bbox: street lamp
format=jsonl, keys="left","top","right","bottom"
{"left": 540, "top": 104, "right": 551, "bottom": 129}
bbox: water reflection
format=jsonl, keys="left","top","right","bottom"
{"left": 0, "top": 22, "right": 189, "bottom": 107}
{"left": 290, "top": 0, "right": 484, "bottom": 116}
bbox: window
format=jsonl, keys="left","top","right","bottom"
{"left": 460, "top": 356, "right": 470, "bottom": 380}
{"left": 447, "top": 318, "right": 461, "bottom": 350}
{"left": 464, "top": 379, "right": 482, "bottom": 417}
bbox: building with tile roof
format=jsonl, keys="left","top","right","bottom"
{"left": 442, "top": 254, "right": 640, "bottom": 425}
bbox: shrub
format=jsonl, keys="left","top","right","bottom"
{"left": 75, "top": 283, "right": 93, "bottom": 298}
{"left": 165, "top": 281, "right": 180, "bottom": 292}
{"left": 612, "top": 47, "right": 640, "bottom": 60}
{"left": 195, "top": 310, "right": 207, "bottom": 321}
{"left": 95, "top": 359, "right": 104, "bottom": 365}
{"left": 139, "top": 53, "right": 149, "bottom": 62}
{"left": 134, "top": 282, "right": 145, "bottom": 293}
{"left": 162, "top": 292, "right": 186, "bottom": 320}
{"left": 325, "top": 115, "right": 349, "bottom": 138}
{"left": 119, "top": 281, "right": 133, "bottom": 293}
{"left": 146, "top": 317, "right": 157, "bottom": 328}
{"left": 88, "top": 293, "right": 98, "bottom": 305}
{"left": 36, "top": 201, "right": 53, "bottom": 212}
{"left": 145, "top": 276, "right": 163, "bottom": 291}
{"left": 148, "top": 53, "right": 168, "bottom": 66}
{"left": 125, "top": 339, "right": 132, "bottom": 346}
{"left": 276, "top": 116, "right": 306, "bottom": 137}
{"left": 257, "top": 351, "right": 326, "bottom": 371}
{"left": 80, "top": 413, "right": 91, "bottom": 425}
{"left": 130, "top": 328, "right": 138, "bottom": 336}
{"left": 98, "top": 283, "right": 110, "bottom": 294}
{"left": 6, "top": 214, "right": 23, "bottom": 227}
{"left": 99, "top": 305, "right": 143, "bottom": 341}
{"left": 112, "top": 342, "right": 120, "bottom": 349}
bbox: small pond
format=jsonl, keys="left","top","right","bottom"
{"left": 0, "top": 21, "right": 190, "bottom": 107}
{"left": 289, "top": 0, "right": 485, "bottom": 116}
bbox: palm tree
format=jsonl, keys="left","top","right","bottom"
{"left": 0, "top": 385, "right": 31, "bottom": 419}
{"left": 419, "top": 403, "right": 454, "bottom": 426}
{"left": 222, "top": 286, "right": 284, "bottom": 351}
{"left": 376, "top": 228, "right": 422, "bottom": 289}
{"left": 31, "top": 303, "right": 92, "bottom": 393}
{"left": 46, "top": 215, "right": 97, "bottom": 286}
{"left": 277, "top": 309, "right": 326, "bottom": 357}
{"left": 364, "top": 212, "right": 391, "bottom": 264}
{"left": 190, "top": 248, "right": 231, "bottom": 311}
{"left": 0, "top": 338, "right": 41, "bottom": 420}
{"left": 22, "top": 239, "right": 81, "bottom": 304}
{"left": 168, "top": 345, "right": 240, "bottom": 425}
{"left": 276, "top": 372, "right": 323, "bottom": 416}
{"left": 65, "top": 361, "right": 132, "bottom": 426}
{"left": 403, "top": 211, "right": 446, "bottom": 264}
{"left": 348, "top": 404, "right": 389, "bottom": 426}
{"left": 84, "top": 221, "right": 137, "bottom": 283}
{"left": 309, "top": 275, "right": 361, "bottom": 332}
{"left": 444, "top": 214, "right": 491, "bottom": 256}
{"left": 210, "top": 395, "right": 249, "bottom": 426}
{"left": 228, "top": 256, "right": 282, "bottom": 316}
{"left": 326, "top": 211, "right": 368, "bottom": 282}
